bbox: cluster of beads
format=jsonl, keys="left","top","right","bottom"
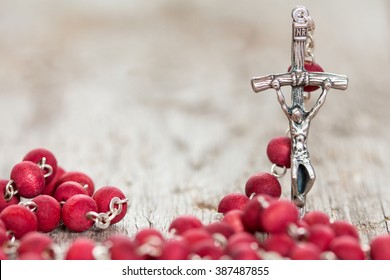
{"left": 2, "top": 199, "right": 389, "bottom": 260}
{"left": 0, "top": 148, "right": 128, "bottom": 259}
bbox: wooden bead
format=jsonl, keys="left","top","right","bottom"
{"left": 245, "top": 172, "right": 281, "bottom": 198}
{"left": 370, "top": 235, "right": 390, "bottom": 260}
{"left": 62, "top": 194, "right": 98, "bottom": 232}
{"left": 10, "top": 161, "right": 45, "bottom": 198}
{"left": 54, "top": 181, "right": 88, "bottom": 203}
{"left": 262, "top": 200, "right": 299, "bottom": 234}
{"left": 168, "top": 215, "right": 203, "bottom": 235}
{"left": 0, "top": 205, "right": 38, "bottom": 239}
{"left": 32, "top": 195, "right": 61, "bottom": 232}
{"left": 56, "top": 171, "right": 95, "bottom": 196}
{"left": 92, "top": 186, "right": 127, "bottom": 224}
{"left": 266, "top": 137, "right": 291, "bottom": 168}
{"left": 65, "top": 238, "right": 96, "bottom": 260}
{"left": 23, "top": 148, "right": 58, "bottom": 184}
{"left": 329, "top": 236, "right": 365, "bottom": 260}
{"left": 217, "top": 193, "right": 249, "bottom": 214}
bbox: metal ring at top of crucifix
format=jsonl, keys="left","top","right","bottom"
{"left": 250, "top": 6, "right": 348, "bottom": 214}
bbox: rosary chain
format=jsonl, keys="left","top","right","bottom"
{"left": 4, "top": 180, "right": 18, "bottom": 202}
{"left": 37, "top": 157, "right": 54, "bottom": 179}
{"left": 87, "top": 197, "right": 129, "bottom": 229}
{"left": 304, "top": 15, "right": 316, "bottom": 63}
{"left": 18, "top": 201, "right": 38, "bottom": 212}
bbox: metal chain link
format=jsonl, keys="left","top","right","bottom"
{"left": 87, "top": 197, "right": 129, "bottom": 229}
{"left": 270, "top": 163, "right": 287, "bottom": 178}
{"left": 37, "top": 157, "right": 54, "bottom": 179}
{"left": 4, "top": 180, "right": 18, "bottom": 202}
{"left": 304, "top": 15, "right": 316, "bottom": 63}
{"left": 19, "top": 201, "right": 38, "bottom": 212}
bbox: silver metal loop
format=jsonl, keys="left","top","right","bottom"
{"left": 292, "top": 6, "right": 309, "bottom": 23}
{"left": 38, "top": 157, "right": 54, "bottom": 179}
{"left": 4, "top": 180, "right": 18, "bottom": 202}
{"left": 19, "top": 201, "right": 38, "bottom": 212}
{"left": 87, "top": 211, "right": 112, "bottom": 229}
{"left": 270, "top": 164, "right": 287, "bottom": 178}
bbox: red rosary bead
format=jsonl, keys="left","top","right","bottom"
{"left": 302, "top": 210, "right": 331, "bottom": 226}
{"left": 242, "top": 195, "right": 275, "bottom": 233}
{"left": 370, "top": 235, "right": 390, "bottom": 260}
{"left": 159, "top": 238, "right": 190, "bottom": 260}
{"left": 56, "top": 171, "right": 95, "bottom": 196}
{"left": 41, "top": 166, "right": 65, "bottom": 196}
{"left": 217, "top": 193, "right": 249, "bottom": 214}
{"left": 262, "top": 199, "right": 299, "bottom": 234}
{"left": 226, "top": 232, "right": 259, "bottom": 252}
{"left": 330, "top": 220, "right": 360, "bottom": 240}
{"left": 23, "top": 148, "right": 58, "bottom": 184}
{"left": 0, "top": 179, "right": 20, "bottom": 212}
{"left": 263, "top": 233, "right": 295, "bottom": 257}
{"left": 229, "top": 244, "right": 261, "bottom": 260}
{"left": 104, "top": 235, "right": 140, "bottom": 260}
{"left": 0, "top": 219, "right": 6, "bottom": 230}
{"left": 182, "top": 228, "right": 213, "bottom": 248}
{"left": 92, "top": 186, "right": 127, "bottom": 224}
{"left": 62, "top": 194, "right": 98, "bottom": 232}
{"left": 191, "top": 239, "right": 224, "bottom": 260}
{"left": 0, "top": 204, "right": 38, "bottom": 239}
{"left": 65, "top": 238, "right": 96, "bottom": 260}
{"left": 168, "top": 215, "right": 203, "bottom": 235}
{"left": 266, "top": 137, "right": 291, "bottom": 168}
{"left": 329, "top": 235, "right": 365, "bottom": 260}
{"left": 17, "top": 232, "right": 53, "bottom": 259}
{"left": 205, "top": 221, "right": 235, "bottom": 240}
{"left": 32, "top": 195, "right": 61, "bottom": 232}
{"left": 245, "top": 172, "right": 282, "bottom": 199}
{"left": 307, "top": 224, "right": 335, "bottom": 251}
{"left": 10, "top": 161, "right": 45, "bottom": 198}
{"left": 54, "top": 181, "right": 88, "bottom": 203}
{"left": 290, "top": 243, "right": 321, "bottom": 260}
{"left": 134, "top": 228, "right": 165, "bottom": 259}
{"left": 222, "top": 209, "right": 245, "bottom": 232}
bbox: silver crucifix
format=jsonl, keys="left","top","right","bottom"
{"left": 251, "top": 6, "right": 348, "bottom": 212}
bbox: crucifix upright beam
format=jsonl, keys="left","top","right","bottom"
{"left": 251, "top": 6, "right": 348, "bottom": 212}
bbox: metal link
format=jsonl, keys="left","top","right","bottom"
{"left": 270, "top": 164, "right": 287, "bottom": 178}
{"left": 37, "top": 157, "right": 54, "bottom": 179}
{"left": 19, "top": 201, "right": 38, "bottom": 212}
{"left": 87, "top": 196, "right": 129, "bottom": 229}
{"left": 304, "top": 15, "right": 316, "bottom": 63}
{"left": 4, "top": 180, "right": 18, "bottom": 202}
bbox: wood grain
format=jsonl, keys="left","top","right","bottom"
{"left": 0, "top": 0, "right": 389, "bottom": 248}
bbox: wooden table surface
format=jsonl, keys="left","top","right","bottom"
{"left": 1, "top": 0, "right": 389, "bottom": 247}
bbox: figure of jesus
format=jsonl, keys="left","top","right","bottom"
{"left": 272, "top": 79, "right": 332, "bottom": 208}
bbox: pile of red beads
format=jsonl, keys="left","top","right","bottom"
{"left": 2, "top": 198, "right": 390, "bottom": 260}
{"left": 0, "top": 148, "right": 128, "bottom": 259}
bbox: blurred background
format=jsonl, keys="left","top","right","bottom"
{"left": 0, "top": 0, "right": 389, "bottom": 243}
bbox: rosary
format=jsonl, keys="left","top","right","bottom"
{"left": 1, "top": 6, "right": 390, "bottom": 260}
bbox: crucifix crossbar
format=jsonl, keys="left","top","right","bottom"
{"left": 250, "top": 6, "right": 348, "bottom": 212}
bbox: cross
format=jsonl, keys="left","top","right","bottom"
{"left": 250, "top": 6, "right": 348, "bottom": 212}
